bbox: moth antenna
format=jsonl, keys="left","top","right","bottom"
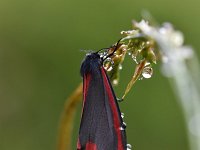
{"left": 103, "top": 38, "right": 122, "bottom": 61}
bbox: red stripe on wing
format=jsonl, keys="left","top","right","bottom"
{"left": 83, "top": 74, "right": 91, "bottom": 104}
{"left": 101, "top": 67, "right": 124, "bottom": 150}
{"left": 77, "top": 138, "right": 81, "bottom": 150}
{"left": 81, "top": 74, "right": 91, "bottom": 113}
{"left": 86, "top": 142, "right": 98, "bottom": 150}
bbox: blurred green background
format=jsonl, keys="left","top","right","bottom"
{"left": 0, "top": 0, "right": 199, "bottom": 150}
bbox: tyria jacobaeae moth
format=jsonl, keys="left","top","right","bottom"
{"left": 77, "top": 44, "right": 127, "bottom": 150}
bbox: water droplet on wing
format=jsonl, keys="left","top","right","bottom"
{"left": 122, "top": 122, "right": 127, "bottom": 129}
{"left": 121, "top": 113, "right": 125, "bottom": 118}
{"left": 119, "top": 127, "right": 125, "bottom": 130}
{"left": 127, "top": 144, "right": 132, "bottom": 150}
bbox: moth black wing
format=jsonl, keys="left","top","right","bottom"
{"left": 77, "top": 53, "right": 127, "bottom": 150}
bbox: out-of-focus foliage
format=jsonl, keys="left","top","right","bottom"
{"left": 0, "top": 0, "right": 200, "bottom": 150}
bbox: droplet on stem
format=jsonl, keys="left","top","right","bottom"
{"left": 142, "top": 67, "right": 153, "bottom": 78}
{"left": 119, "top": 64, "right": 123, "bottom": 70}
{"left": 103, "top": 58, "right": 113, "bottom": 71}
{"left": 128, "top": 52, "right": 132, "bottom": 56}
{"left": 117, "top": 98, "right": 124, "bottom": 102}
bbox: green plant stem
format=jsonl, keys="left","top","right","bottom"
{"left": 122, "top": 59, "right": 146, "bottom": 99}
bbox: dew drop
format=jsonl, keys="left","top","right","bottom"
{"left": 128, "top": 52, "right": 132, "bottom": 56}
{"left": 106, "top": 66, "right": 113, "bottom": 72}
{"left": 121, "top": 113, "right": 125, "bottom": 118}
{"left": 105, "top": 57, "right": 112, "bottom": 61}
{"left": 146, "top": 41, "right": 150, "bottom": 45}
{"left": 120, "top": 31, "right": 126, "bottom": 34}
{"left": 119, "top": 127, "right": 125, "bottom": 131}
{"left": 115, "top": 54, "right": 120, "bottom": 58}
{"left": 144, "top": 62, "right": 151, "bottom": 66}
{"left": 142, "top": 67, "right": 153, "bottom": 78}
{"left": 122, "top": 47, "right": 127, "bottom": 52}
{"left": 99, "top": 53, "right": 104, "bottom": 58}
{"left": 119, "top": 64, "right": 123, "bottom": 70}
{"left": 127, "top": 144, "right": 132, "bottom": 150}
{"left": 122, "top": 122, "right": 127, "bottom": 129}
{"left": 132, "top": 56, "right": 138, "bottom": 64}
{"left": 103, "top": 51, "right": 107, "bottom": 55}
{"left": 100, "top": 51, "right": 108, "bottom": 59}
{"left": 138, "top": 77, "right": 143, "bottom": 80}
{"left": 113, "top": 79, "right": 118, "bottom": 85}
{"left": 117, "top": 98, "right": 124, "bottom": 102}
{"left": 103, "top": 58, "right": 113, "bottom": 71}
{"left": 121, "top": 30, "right": 135, "bottom": 35}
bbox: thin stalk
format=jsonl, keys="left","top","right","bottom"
{"left": 57, "top": 83, "right": 82, "bottom": 150}
{"left": 122, "top": 59, "right": 146, "bottom": 99}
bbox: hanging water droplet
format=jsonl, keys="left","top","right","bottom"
{"left": 121, "top": 30, "right": 135, "bottom": 35}
{"left": 132, "top": 55, "right": 136, "bottom": 60}
{"left": 128, "top": 52, "right": 132, "bottom": 56}
{"left": 119, "top": 64, "right": 123, "bottom": 70}
{"left": 103, "top": 58, "right": 113, "bottom": 72}
{"left": 99, "top": 53, "right": 104, "bottom": 58}
{"left": 115, "top": 54, "right": 120, "bottom": 58}
{"left": 127, "top": 144, "right": 132, "bottom": 150}
{"left": 138, "top": 76, "right": 143, "bottom": 80}
{"left": 117, "top": 98, "right": 124, "bottom": 102}
{"left": 104, "top": 57, "right": 110, "bottom": 63}
{"left": 121, "top": 113, "right": 125, "bottom": 118}
{"left": 146, "top": 41, "right": 150, "bottom": 45}
{"left": 144, "top": 62, "right": 150, "bottom": 66}
{"left": 132, "top": 55, "right": 138, "bottom": 64}
{"left": 142, "top": 67, "right": 153, "bottom": 78}
{"left": 103, "top": 52, "right": 108, "bottom": 58}
{"left": 120, "top": 31, "right": 126, "bottom": 35}
{"left": 122, "top": 47, "right": 127, "bottom": 52}
{"left": 107, "top": 66, "right": 113, "bottom": 71}
{"left": 122, "top": 122, "right": 127, "bottom": 129}
{"left": 109, "top": 58, "right": 114, "bottom": 65}
{"left": 113, "top": 79, "right": 118, "bottom": 85}
{"left": 119, "top": 127, "right": 125, "bottom": 131}
{"left": 115, "top": 52, "right": 124, "bottom": 58}
{"left": 100, "top": 51, "right": 108, "bottom": 59}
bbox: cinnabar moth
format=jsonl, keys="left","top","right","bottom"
{"left": 77, "top": 43, "right": 127, "bottom": 150}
